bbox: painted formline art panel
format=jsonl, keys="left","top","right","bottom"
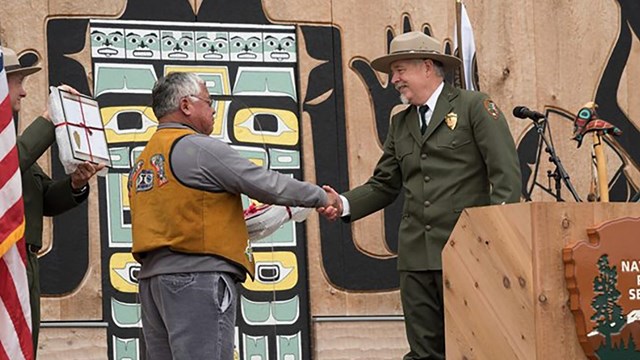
{"left": 90, "top": 19, "right": 296, "bottom": 63}
{"left": 243, "top": 251, "right": 298, "bottom": 292}
{"left": 92, "top": 17, "right": 305, "bottom": 360}
{"left": 241, "top": 295, "right": 299, "bottom": 326}
{"left": 113, "top": 336, "right": 140, "bottom": 360}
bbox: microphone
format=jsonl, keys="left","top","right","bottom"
{"left": 512, "top": 106, "right": 545, "bottom": 121}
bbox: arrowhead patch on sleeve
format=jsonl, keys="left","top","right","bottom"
{"left": 483, "top": 99, "right": 501, "bottom": 120}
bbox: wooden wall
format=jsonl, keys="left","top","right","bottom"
{"left": 2, "top": 0, "right": 639, "bottom": 358}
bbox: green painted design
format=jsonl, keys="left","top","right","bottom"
{"left": 195, "top": 31, "right": 229, "bottom": 61}
{"left": 161, "top": 31, "right": 195, "bottom": 60}
{"left": 109, "top": 147, "right": 130, "bottom": 169}
{"left": 94, "top": 64, "right": 157, "bottom": 96}
{"left": 125, "top": 30, "right": 160, "bottom": 59}
{"left": 199, "top": 73, "right": 226, "bottom": 96}
{"left": 91, "top": 28, "right": 125, "bottom": 58}
{"left": 263, "top": 33, "right": 296, "bottom": 63}
{"left": 240, "top": 295, "right": 299, "bottom": 325}
{"left": 233, "top": 68, "right": 296, "bottom": 100}
{"left": 111, "top": 297, "right": 141, "bottom": 328}
{"left": 269, "top": 149, "right": 300, "bottom": 169}
{"left": 243, "top": 335, "right": 268, "bottom": 359}
{"left": 113, "top": 336, "right": 139, "bottom": 360}
{"left": 107, "top": 173, "right": 132, "bottom": 246}
{"left": 229, "top": 32, "right": 263, "bottom": 62}
{"left": 278, "top": 332, "right": 301, "bottom": 360}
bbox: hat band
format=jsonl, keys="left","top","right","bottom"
{"left": 389, "top": 49, "right": 442, "bottom": 56}
{"left": 4, "top": 64, "right": 22, "bottom": 72}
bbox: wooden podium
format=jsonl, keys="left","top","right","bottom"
{"left": 442, "top": 202, "right": 640, "bottom": 360}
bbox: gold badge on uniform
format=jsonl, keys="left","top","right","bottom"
{"left": 445, "top": 112, "right": 458, "bottom": 130}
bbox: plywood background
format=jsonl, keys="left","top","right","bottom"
{"left": 2, "top": 0, "right": 639, "bottom": 358}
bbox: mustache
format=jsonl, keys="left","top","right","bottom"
{"left": 395, "top": 83, "right": 407, "bottom": 91}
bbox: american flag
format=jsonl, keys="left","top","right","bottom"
{"left": 0, "top": 46, "right": 34, "bottom": 360}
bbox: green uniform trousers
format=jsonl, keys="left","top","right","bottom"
{"left": 26, "top": 247, "right": 40, "bottom": 355}
{"left": 400, "top": 270, "right": 445, "bottom": 360}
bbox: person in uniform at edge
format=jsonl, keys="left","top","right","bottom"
{"left": 6, "top": 46, "right": 103, "bottom": 355}
{"left": 318, "top": 32, "right": 522, "bottom": 359}
{"left": 129, "top": 71, "right": 339, "bottom": 360}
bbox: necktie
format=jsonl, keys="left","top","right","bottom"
{"left": 419, "top": 105, "right": 429, "bottom": 135}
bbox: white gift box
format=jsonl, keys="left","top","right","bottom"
{"left": 48, "top": 86, "right": 110, "bottom": 176}
{"left": 244, "top": 203, "right": 312, "bottom": 241}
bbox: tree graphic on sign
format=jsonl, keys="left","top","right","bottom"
{"left": 591, "top": 254, "right": 626, "bottom": 349}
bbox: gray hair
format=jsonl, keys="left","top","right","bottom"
{"left": 151, "top": 72, "right": 204, "bottom": 119}
{"left": 410, "top": 58, "right": 445, "bottom": 78}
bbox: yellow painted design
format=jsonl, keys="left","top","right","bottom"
{"left": 120, "top": 174, "right": 130, "bottom": 208}
{"left": 100, "top": 106, "right": 158, "bottom": 143}
{"left": 109, "top": 253, "right": 139, "bottom": 293}
{"left": 233, "top": 108, "right": 298, "bottom": 146}
{"left": 242, "top": 251, "right": 297, "bottom": 291}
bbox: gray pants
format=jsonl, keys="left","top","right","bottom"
{"left": 139, "top": 272, "right": 237, "bottom": 360}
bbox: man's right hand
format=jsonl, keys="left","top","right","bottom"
{"left": 318, "top": 185, "right": 343, "bottom": 221}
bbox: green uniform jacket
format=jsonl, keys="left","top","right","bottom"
{"left": 17, "top": 116, "right": 89, "bottom": 351}
{"left": 18, "top": 117, "right": 87, "bottom": 248}
{"left": 344, "top": 83, "right": 522, "bottom": 271}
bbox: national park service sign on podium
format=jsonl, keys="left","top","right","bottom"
{"left": 563, "top": 217, "right": 640, "bottom": 360}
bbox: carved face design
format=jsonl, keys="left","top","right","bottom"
{"left": 125, "top": 29, "right": 160, "bottom": 59}
{"left": 161, "top": 31, "right": 195, "bottom": 60}
{"left": 229, "top": 32, "right": 263, "bottom": 62}
{"left": 263, "top": 33, "right": 296, "bottom": 62}
{"left": 91, "top": 28, "right": 125, "bottom": 58}
{"left": 195, "top": 31, "right": 229, "bottom": 61}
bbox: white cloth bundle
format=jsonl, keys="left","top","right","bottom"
{"left": 48, "top": 86, "right": 108, "bottom": 176}
{"left": 244, "top": 203, "right": 312, "bottom": 241}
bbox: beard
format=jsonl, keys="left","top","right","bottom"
{"left": 399, "top": 94, "right": 409, "bottom": 105}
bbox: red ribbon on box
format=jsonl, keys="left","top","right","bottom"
{"left": 54, "top": 93, "right": 102, "bottom": 162}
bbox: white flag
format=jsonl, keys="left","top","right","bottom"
{"left": 454, "top": 2, "right": 478, "bottom": 91}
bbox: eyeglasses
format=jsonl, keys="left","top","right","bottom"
{"left": 188, "top": 95, "right": 214, "bottom": 107}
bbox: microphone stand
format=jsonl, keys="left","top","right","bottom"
{"left": 531, "top": 118, "right": 582, "bottom": 202}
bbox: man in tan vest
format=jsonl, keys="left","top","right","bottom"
{"left": 129, "top": 72, "right": 336, "bottom": 360}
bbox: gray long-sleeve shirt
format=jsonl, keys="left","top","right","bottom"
{"left": 169, "top": 123, "right": 326, "bottom": 207}
{"left": 138, "top": 122, "right": 326, "bottom": 280}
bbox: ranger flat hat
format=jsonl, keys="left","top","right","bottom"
{"left": 371, "top": 31, "right": 461, "bottom": 73}
{"left": 2, "top": 47, "right": 41, "bottom": 77}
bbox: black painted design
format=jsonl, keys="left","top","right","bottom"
{"left": 303, "top": 25, "right": 399, "bottom": 291}
{"left": 594, "top": 0, "right": 640, "bottom": 201}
